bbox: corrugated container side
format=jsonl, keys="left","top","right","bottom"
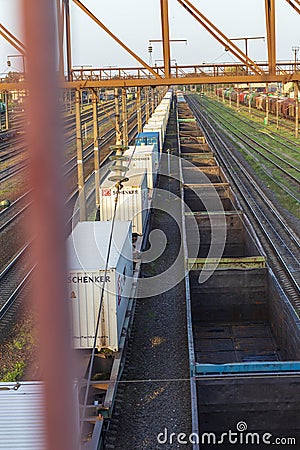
{"left": 70, "top": 269, "right": 116, "bottom": 349}
{"left": 124, "top": 145, "right": 158, "bottom": 189}
{"left": 135, "top": 132, "right": 160, "bottom": 156}
{"left": 100, "top": 171, "right": 148, "bottom": 235}
{"left": 143, "top": 124, "right": 164, "bottom": 152}
{"left": 68, "top": 221, "right": 133, "bottom": 351}
{"left": 115, "top": 230, "right": 133, "bottom": 343}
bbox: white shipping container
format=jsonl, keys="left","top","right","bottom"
{"left": 154, "top": 105, "right": 169, "bottom": 114}
{"left": 67, "top": 221, "right": 133, "bottom": 351}
{"left": 100, "top": 169, "right": 148, "bottom": 235}
{"left": 124, "top": 145, "right": 158, "bottom": 190}
{"left": 151, "top": 112, "right": 168, "bottom": 126}
{"left": 156, "top": 101, "right": 170, "bottom": 109}
{"left": 143, "top": 124, "right": 164, "bottom": 151}
{"left": 148, "top": 118, "right": 166, "bottom": 133}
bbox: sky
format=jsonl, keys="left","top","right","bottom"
{"left": 0, "top": 0, "right": 299, "bottom": 76}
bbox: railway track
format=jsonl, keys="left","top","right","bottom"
{"left": 0, "top": 106, "right": 146, "bottom": 331}
{"left": 193, "top": 97, "right": 300, "bottom": 209}
{"left": 204, "top": 95, "right": 300, "bottom": 154}
{"left": 187, "top": 95, "right": 300, "bottom": 312}
{"left": 0, "top": 192, "right": 31, "bottom": 232}
{"left": 194, "top": 97, "right": 300, "bottom": 187}
{"left": 0, "top": 245, "right": 33, "bottom": 333}
{"left": 214, "top": 93, "right": 298, "bottom": 136}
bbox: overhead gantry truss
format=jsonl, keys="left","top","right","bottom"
{"left": 0, "top": 0, "right": 300, "bottom": 91}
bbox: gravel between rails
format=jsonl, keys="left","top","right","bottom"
{"left": 105, "top": 109, "right": 192, "bottom": 450}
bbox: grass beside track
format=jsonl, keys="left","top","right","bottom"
{"left": 193, "top": 94, "right": 300, "bottom": 219}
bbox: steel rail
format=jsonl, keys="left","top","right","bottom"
{"left": 200, "top": 107, "right": 300, "bottom": 203}
{"left": 187, "top": 96, "right": 300, "bottom": 307}
{"left": 203, "top": 95, "right": 300, "bottom": 153}
{"left": 0, "top": 191, "right": 32, "bottom": 232}
{"left": 198, "top": 100, "right": 300, "bottom": 181}
{"left": 0, "top": 107, "right": 146, "bottom": 326}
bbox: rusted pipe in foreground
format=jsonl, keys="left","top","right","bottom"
{"left": 22, "top": 1, "right": 78, "bottom": 449}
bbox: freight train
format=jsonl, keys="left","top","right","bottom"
{"left": 216, "top": 87, "right": 298, "bottom": 120}
{"left": 67, "top": 89, "right": 173, "bottom": 352}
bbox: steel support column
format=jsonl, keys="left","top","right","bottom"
{"left": 56, "top": 0, "right": 65, "bottom": 79}
{"left": 265, "top": 83, "right": 269, "bottom": 124}
{"left": 137, "top": 87, "right": 142, "bottom": 133}
{"left": 151, "top": 87, "right": 155, "bottom": 113}
{"left": 4, "top": 92, "right": 9, "bottom": 130}
{"left": 248, "top": 86, "right": 252, "bottom": 115}
{"left": 64, "top": 0, "right": 72, "bottom": 81}
{"left": 145, "top": 87, "right": 150, "bottom": 122}
{"left": 122, "top": 87, "right": 128, "bottom": 146}
{"left": 75, "top": 89, "right": 86, "bottom": 220}
{"left": 295, "top": 82, "right": 299, "bottom": 138}
{"left": 160, "top": 0, "right": 171, "bottom": 78}
{"left": 265, "top": 0, "right": 276, "bottom": 75}
{"left": 114, "top": 88, "right": 122, "bottom": 144}
{"left": 92, "top": 90, "right": 100, "bottom": 207}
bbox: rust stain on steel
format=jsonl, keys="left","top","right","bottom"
{"left": 22, "top": 1, "right": 79, "bottom": 449}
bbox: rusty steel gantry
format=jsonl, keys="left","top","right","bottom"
{"left": 1, "top": 0, "right": 300, "bottom": 91}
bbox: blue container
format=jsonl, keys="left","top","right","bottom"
{"left": 135, "top": 132, "right": 160, "bottom": 154}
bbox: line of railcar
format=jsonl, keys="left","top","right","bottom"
{"left": 66, "top": 89, "right": 173, "bottom": 447}
{"left": 177, "top": 94, "right": 300, "bottom": 447}
{"left": 216, "top": 87, "right": 298, "bottom": 120}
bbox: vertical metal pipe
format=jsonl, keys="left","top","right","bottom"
{"left": 75, "top": 89, "right": 86, "bottom": 220}
{"left": 22, "top": 1, "right": 78, "bottom": 449}
{"left": 155, "top": 87, "right": 158, "bottom": 107}
{"left": 160, "top": 0, "right": 171, "bottom": 78}
{"left": 265, "top": 83, "right": 269, "bottom": 125}
{"left": 56, "top": 0, "right": 64, "bottom": 80}
{"left": 145, "top": 87, "right": 150, "bottom": 122}
{"left": 64, "top": 0, "right": 72, "bottom": 81}
{"left": 295, "top": 82, "right": 299, "bottom": 138}
{"left": 248, "top": 86, "right": 252, "bottom": 115}
{"left": 151, "top": 87, "right": 155, "bottom": 114}
{"left": 5, "top": 92, "right": 9, "bottom": 129}
{"left": 114, "top": 88, "right": 122, "bottom": 144}
{"left": 69, "top": 88, "right": 72, "bottom": 113}
{"left": 121, "top": 87, "right": 128, "bottom": 146}
{"left": 92, "top": 90, "right": 100, "bottom": 207}
{"left": 137, "top": 87, "right": 142, "bottom": 132}
{"left": 265, "top": 0, "right": 276, "bottom": 75}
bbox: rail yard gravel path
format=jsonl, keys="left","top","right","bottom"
{"left": 105, "top": 108, "right": 192, "bottom": 450}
